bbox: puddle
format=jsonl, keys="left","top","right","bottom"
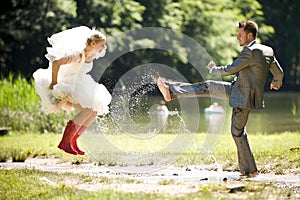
{"left": 1, "top": 158, "right": 299, "bottom": 185}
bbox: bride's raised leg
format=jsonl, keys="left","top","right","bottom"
{"left": 70, "top": 105, "right": 98, "bottom": 155}
{"left": 58, "top": 120, "right": 79, "bottom": 155}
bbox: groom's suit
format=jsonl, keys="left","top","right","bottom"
{"left": 166, "top": 41, "right": 284, "bottom": 175}
{"left": 211, "top": 41, "right": 283, "bottom": 109}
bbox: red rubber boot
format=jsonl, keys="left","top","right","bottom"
{"left": 71, "top": 126, "right": 87, "bottom": 155}
{"left": 58, "top": 120, "right": 80, "bottom": 155}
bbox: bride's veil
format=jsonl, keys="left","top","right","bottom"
{"left": 45, "top": 26, "right": 103, "bottom": 62}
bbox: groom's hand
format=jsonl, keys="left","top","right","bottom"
{"left": 270, "top": 83, "right": 279, "bottom": 90}
{"left": 207, "top": 61, "right": 216, "bottom": 71}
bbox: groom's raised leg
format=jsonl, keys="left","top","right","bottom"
{"left": 157, "top": 78, "right": 172, "bottom": 102}
{"left": 157, "top": 79, "right": 231, "bottom": 100}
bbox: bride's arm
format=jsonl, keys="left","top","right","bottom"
{"left": 49, "top": 52, "right": 82, "bottom": 89}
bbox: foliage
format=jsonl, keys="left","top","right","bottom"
{"left": 0, "top": 74, "right": 70, "bottom": 133}
{"left": 55, "top": 0, "right": 77, "bottom": 17}
{"left": 259, "top": 0, "right": 300, "bottom": 88}
{"left": 1, "top": 0, "right": 298, "bottom": 89}
{"left": 73, "top": 0, "right": 145, "bottom": 31}
{"left": 0, "top": 73, "right": 39, "bottom": 111}
{"left": 0, "top": 0, "right": 74, "bottom": 78}
{"left": 180, "top": 0, "right": 241, "bottom": 65}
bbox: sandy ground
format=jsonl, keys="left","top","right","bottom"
{"left": 1, "top": 157, "right": 300, "bottom": 197}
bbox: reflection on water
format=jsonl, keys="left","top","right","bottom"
{"left": 108, "top": 91, "right": 299, "bottom": 135}
{"left": 246, "top": 92, "right": 300, "bottom": 133}
{"left": 198, "top": 92, "right": 300, "bottom": 134}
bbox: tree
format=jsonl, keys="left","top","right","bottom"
{"left": 1, "top": 0, "right": 297, "bottom": 90}
{"left": 0, "top": 0, "right": 74, "bottom": 79}
{"left": 259, "top": 0, "right": 300, "bottom": 89}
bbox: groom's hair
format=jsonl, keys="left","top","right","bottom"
{"left": 239, "top": 20, "right": 258, "bottom": 38}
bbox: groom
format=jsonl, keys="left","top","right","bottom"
{"left": 157, "top": 20, "right": 284, "bottom": 177}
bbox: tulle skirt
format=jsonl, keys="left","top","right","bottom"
{"left": 33, "top": 66, "right": 112, "bottom": 115}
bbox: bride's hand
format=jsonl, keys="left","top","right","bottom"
{"left": 49, "top": 82, "right": 57, "bottom": 90}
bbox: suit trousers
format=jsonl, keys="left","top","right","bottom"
{"left": 167, "top": 80, "right": 258, "bottom": 174}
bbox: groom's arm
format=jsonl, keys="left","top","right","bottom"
{"left": 269, "top": 56, "right": 284, "bottom": 90}
{"left": 207, "top": 47, "right": 252, "bottom": 76}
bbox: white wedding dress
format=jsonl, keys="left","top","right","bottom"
{"left": 33, "top": 26, "right": 112, "bottom": 115}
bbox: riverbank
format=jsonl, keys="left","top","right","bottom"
{"left": 0, "top": 131, "right": 299, "bottom": 199}
{"left": 1, "top": 157, "right": 300, "bottom": 199}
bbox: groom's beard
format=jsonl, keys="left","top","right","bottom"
{"left": 239, "top": 36, "right": 252, "bottom": 47}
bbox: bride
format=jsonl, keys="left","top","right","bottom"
{"left": 33, "top": 26, "right": 112, "bottom": 155}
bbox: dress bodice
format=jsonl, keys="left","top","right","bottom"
{"left": 80, "top": 62, "right": 93, "bottom": 74}
{"left": 57, "top": 53, "right": 93, "bottom": 82}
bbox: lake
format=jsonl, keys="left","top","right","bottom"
{"left": 110, "top": 91, "right": 300, "bottom": 135}
{"left": 144, "top": 91, "right": 300, "bottom": 134}
{"left": 194, "top": 91, "right": 300, "bottom": 134}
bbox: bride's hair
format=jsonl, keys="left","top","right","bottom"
{"left": 87, "top": 28, "right": 106, "bottom": 45}
{"left": 87, "top": 34, "right": 106, "bottom": 45}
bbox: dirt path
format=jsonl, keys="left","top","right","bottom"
{"left": 1, "top": 157, "right": 300, "bottom": 197}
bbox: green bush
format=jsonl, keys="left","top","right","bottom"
{"left": 0, "top": 74, "right": 70, "bottom": 133}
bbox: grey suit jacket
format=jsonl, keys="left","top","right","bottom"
{"left": 210, "top": 41, "right": 284, "bottom": 109}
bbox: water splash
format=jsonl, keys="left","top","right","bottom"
{"left": 80, "top": 64, "right": 196, "bottom": 172}
{"left": 81, "top": 63, "right": 223, "bottom": 173}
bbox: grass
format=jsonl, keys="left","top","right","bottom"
{"left": 211, "top": 132, "right": 300, "bottom": 173}
{"left": 0, "top": 166, "right": 297, "bottom": 200}
{"left": 0, "top": 131, "right": 299, "bottom": 173}
{"left": 0, "top": 132, "right": 299, "bottom": 199}
{"left": 0, "top": 169, "right": 169, "bottom": 200}
{"left": 0, "top": 132, "right": 76, "bottom": 162}
{"left": 0, "top": 74, "right": 39, "bottom": 111}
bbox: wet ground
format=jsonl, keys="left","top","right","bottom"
{"left": 1, "top": 157, "right": 300, "bottom": 197}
